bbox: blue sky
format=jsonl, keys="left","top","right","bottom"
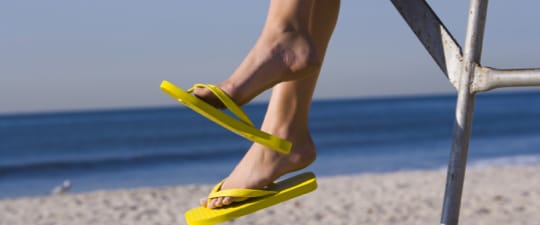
{"left": 1, "top": 0, "right": 539, "bottom": 114}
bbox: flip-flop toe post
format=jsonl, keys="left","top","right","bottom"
{"left": 160, "top": 80, "right": 292, "bottom": 154}
{"left": 184, "top": 172, "right": 317, "bottom": 225}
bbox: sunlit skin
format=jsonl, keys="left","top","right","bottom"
{"left": 193, "top": 0, "right": 340, "bottom": 209}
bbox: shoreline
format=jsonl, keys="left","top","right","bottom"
{"left": 1, "top": 165, "right": 538, "bottom": 225}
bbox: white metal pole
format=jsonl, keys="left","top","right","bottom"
{"left": 440, "top": 0, "right": 488, "bottom": 225}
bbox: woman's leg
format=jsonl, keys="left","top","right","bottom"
{"left": 193, "top": 0, "right": 320, "bottom": 107}
{"left": 202, "top": 0, "right": 340, "bottom": 208}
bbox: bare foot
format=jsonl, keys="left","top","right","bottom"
{"left": 200, "top": 129, "right": 316, "bottom": 208}
{"left": 192, "top": 28, "right": 321, "bottom": 108}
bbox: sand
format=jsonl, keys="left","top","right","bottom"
{"left": 1, "top": 165, "right": 539, "bottom": 225}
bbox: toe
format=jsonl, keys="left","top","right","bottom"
{"left": 222, "top": 197, "right": 233, "bottom": 206}
{"left": 214, "top": 198, "right": 224, "bottom": 208}
{"left": 200, "top": 198, "right": 208, "bottom": 208}
{"left": 192, "top": 88, "right": 225, "bottom": 108}
{"left": 208, "top": 199, "right": 217, "bottom": 209}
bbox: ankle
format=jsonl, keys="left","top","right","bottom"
{"left": 264, "top": 27, "right": 322, "bottom": 79}
{"left": 268, "top": 126, "right": 317, "bottom": 165}
{"left": 280, "top": 35, "right": 321, "bottom": 76}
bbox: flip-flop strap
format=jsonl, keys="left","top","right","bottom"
{"left": 207, "top": 181, "right": 277, "bottom": 199}
{"left": 188, "top": 84, "right": 254, "bottom": 127}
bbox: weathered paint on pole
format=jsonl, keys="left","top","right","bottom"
{"left": 390, "top": 0, "right": 463, "bottom": 90}
{"left": 473, "top": 66, "right": 540, "bottom": 92}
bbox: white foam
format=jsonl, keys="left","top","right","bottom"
{"left": 469, "top": 154, "right": 540, "bottom": 168}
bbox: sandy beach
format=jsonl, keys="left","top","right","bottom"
{"left": 1, "top": 165, "right": 538, "bottom": 225}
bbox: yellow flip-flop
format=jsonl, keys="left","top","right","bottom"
{"left": 160, "top": 80, "right": 292, "bottom": 154}
{"left": 185, "top": 172, "right": 317, "bottom": 225}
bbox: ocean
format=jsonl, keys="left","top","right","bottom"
{"left": 1, "top": 91, "right": 540, "bottom": 199}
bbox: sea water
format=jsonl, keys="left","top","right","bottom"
{"left": 1, "top": 91, "right": 539, "bottom": 198}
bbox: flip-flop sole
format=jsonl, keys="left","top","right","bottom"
{"left": 160, "top": 80, "right": 291, "bottom": 154}
{"left": 185, "top": 172, "right": 317, "bottom": 225}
